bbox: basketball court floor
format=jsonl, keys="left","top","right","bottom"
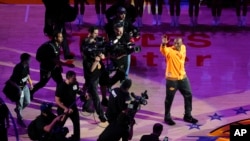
{"left": 0, "top": 3, "right": 250, "bottom": 141}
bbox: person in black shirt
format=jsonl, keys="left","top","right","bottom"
{"left": 0, "top": 98, "right": 9, "bottom": 141}
{"left": 105, "top": 0, "right": 137, "bottom": 24}
{"left": 31, "top": 102, "right": 68, "bottom": 141}
{"left": 105, "top": 7, "right": 139, "bottom": 39}
{"left": 10, "top": 53, "right": 33, "bottom": 127}
{"left": 80, "top": 26, "right": 109, "bottom": 109}
{"left": 55, "top": 70, "right": 87, "bottom": 141}
{"left": 98, "top": 79, "right": 132, "bottom": 141}
{"left": 108, "top": 23, "right": 131, "bottom": 87}
{"left": 140, "top": 123, "right": 164, "bottom": 141}
{"left": 31, "top": 31, "right": 73, "bottom": 99}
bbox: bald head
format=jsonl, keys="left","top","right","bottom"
{"left": 174, "top": 37, "right": 183, "bottom": 50}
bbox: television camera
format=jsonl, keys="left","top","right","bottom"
{"left": 127, "top": 90, "right": 149, "bottom": 119}
{"left": 84, "top": 37, "right": 141, "bottom": 59}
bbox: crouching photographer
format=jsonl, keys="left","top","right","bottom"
{"left": 98, "top": 79, "right": 148, "bottom": 141}
{"left": 28, "top": 102, "right": 69, "bottom": 141}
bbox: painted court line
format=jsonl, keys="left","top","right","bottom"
{"left": 24, "top": 5, "right": 30, "bottom": 22}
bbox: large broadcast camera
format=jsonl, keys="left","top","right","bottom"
{"left": 109, "top": 40, "right": 141, "bottom": 56}
{"left": 85, "top": 37, "right": 141, "bottom": 59}
{"left": 83, "top": 36, "right": 106, "bottom": 59}
{"left": 127, "top": 90, "right": 149, "bottom": 119}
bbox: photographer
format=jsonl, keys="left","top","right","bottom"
{"left": 55, "top": 70, "right": 87, "bottom": 141}
{"left": 98, "top": 79, "right": 132, "bottom": 141}
{"left": 105, "top": 0, "right": 137, "bottom": 23}
{"left": 28, "top": 102, "right": 69, "bottom": 141}
{"left": 105, "top": 7, "right": 140, "bottom": 39}
{"left": 108, "top": 23, "right": 132, "bottom": 87}
{"left": 80, "top": 27, "right": 109, "bottom": 116}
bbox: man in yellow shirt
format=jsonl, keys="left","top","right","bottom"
{"left": 160, "top": 36, "right": 198, "bottom": 125}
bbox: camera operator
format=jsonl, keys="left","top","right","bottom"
{"left": 105, "top": 7, "right": 140, "bottom": 79}
{"left": 80, "top": 26, "right": 109, "bottom": 107}
{"left": 55, "top": 70, "right": 87, "bottom": 141}
{"left": 108, "top": 23, "right": 132, "bottom": 87}
{"left": 105, "top": 7, "right": 140, "bottom": 39}
{"left": 105, "top": 0, "right": 137, "bottom": 24}
{"left": 28, "top": 102, "right": 69, "bottom": 141}
{"left": 98, "top": 79, "right": 132, "bottom": 141}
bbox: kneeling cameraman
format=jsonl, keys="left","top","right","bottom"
{"left": 28, "top": 102, "right": 69, "bottom": 141}
{"left": 98, "top": 79, "right": 132, "bottom": 141}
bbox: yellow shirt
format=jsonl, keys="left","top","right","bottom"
{"left": 160, "top": 44, "right": 186, "bottom": 80}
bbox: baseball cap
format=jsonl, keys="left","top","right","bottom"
{"left": 40, "top": 102, "right": 53, "bottom": 113}
{"left": 117, "top": 7, "right": 126, "bottom": 14}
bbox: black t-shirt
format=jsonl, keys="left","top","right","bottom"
{"left": 106, "top": 88, "right": 130, "bottom": 123}
{"left": 105, "top": 18, "right": 137, "bottom": 38}
{"left": 36, "top": 113, "right": 56, "bottom": 139}
{"left": 10, "top": 63, "right": 30, "bottom": 86}
{"left": 81, "top": 37, "right": 105, "bottom": 82}
{"left": 83, "top": 60, "right": 102, "bottom": 83}
{"left": 140, "top": 134, "right": 160, "bottom": 141}
{"left": 38, "top": 41, "right": 60, "bottom": 71}
{"left": 55, "top": 81, "right": 80, "bottom": 108}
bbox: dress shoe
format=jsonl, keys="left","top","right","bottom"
{"left": 164, "top": 118, "right": 176, "bottom": 126}
{"left": 183, "top": 115, "right": 198, "bottom": 124}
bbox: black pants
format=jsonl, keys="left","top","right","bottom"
{"left": 95, "top": 0, "right": 106, "bottom": 14}
{"left": 135, "top": 0, "right": 144, "bottom": 17}
{"left": 98, "top": 121, "right": 129, "bottom": 141}
{"left": 0, "top": 127, "right": 8, "bottom": 141}
{"left": 211, "top": 0, "right": 223, "bottom": 17}
{"left": 151, "top": 0, "right": 163, "bottom": 15}
{"left": 85, "top": 78, "right": 104, "bottom": 117}
{"left": 189, "top": 0, "right": 200, "bottom": 17}
{"left": 74, "top": 0, "right": 85, "bottom": 15}
{"left": 164, "top": 77, "right": 193, "bottom": 120}
{"left": 31, "top": 67, "right": 63, "bottom": 95}
{"left": 236, "top": 0, "right": 247, "bottom": 16}
{"left": 169, "top": 0, "right": 180, "bottom": 16}
{"left": 57, "top": 107, "right": 80, "bottom": 141}
{"left": 109, "top": 70, "right": 126, "bottom": 88}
